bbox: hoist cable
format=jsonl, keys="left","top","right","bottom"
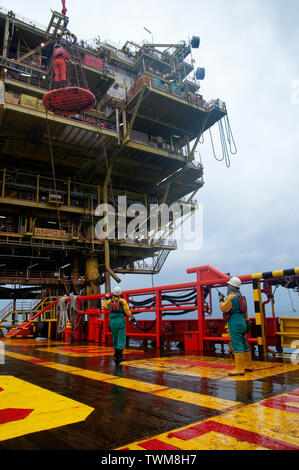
{"left": 288, "top": 289, "right": 297, "bottom": 313}
{"left": 224, "top": 115, "right": 237, "bottom": 155}
{"left": 219, "top": 119, "right": 231, "bottom": 168}
{"left": 209, "top": 115, "right": 237, "bottom": 167}
{"left": 209, "top": 128, "right": 224, "bottom": 162}
{"left": 45, "top": 113, "right": 66, "bottom": 253}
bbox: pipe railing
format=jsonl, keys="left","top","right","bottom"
{"left": 7, "top": 265, "right": 299, "bottom": 358}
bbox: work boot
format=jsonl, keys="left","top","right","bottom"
{"left": 113, "top": 349, "right": 118, "bottom": 363}
{"left": 228, "top": 352, "right": 245, "bottom": 376}
{"left": 114, "top": 349, "right": 125, "bottom": 364}
{"left": 117, "top": 349, "right": 125, "bottom": 363}
{"left": 244, "top": 350, "right": 254, "bottom": 372}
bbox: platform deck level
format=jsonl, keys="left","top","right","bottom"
{"left": 0, "top": 339, "right": 298, "bottom": 451}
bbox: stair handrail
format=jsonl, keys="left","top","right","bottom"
{"left": 0, "top": 297, "right": 49, "bottom": 324}
{"left": 0, "top": 301, "right": 14, "bottom": 322}
{"left": 5, "top": 299, "right": 59, "bottom": 337}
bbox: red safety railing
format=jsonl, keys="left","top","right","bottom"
{"left": 6, "top": 265, "right": 288, "bottom": 355}
{"left": 3, "top": 266, "right": 228, "bottom": 343}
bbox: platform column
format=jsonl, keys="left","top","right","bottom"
{"left": 86, "top": 256, "right": 100, "bottom": 308}
{"left": 2, "top": 17, "right": 9, "bottom": 58}
{"left": 72, "top": 257, "right": 79, "bottom": 289}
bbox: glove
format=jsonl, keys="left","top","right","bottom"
{"left": 218, "top": 292, "right": 225, "bottom": 302}
{"left": 130, "top": 316, "right": 137, "bottom": 326}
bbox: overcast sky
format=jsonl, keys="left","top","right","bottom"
{"left": 2, "top": 0, "right": 299, "bottom": 315}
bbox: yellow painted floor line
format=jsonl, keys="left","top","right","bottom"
{"left": 117, "top": 389, "right": 299, "bottom": 450}
{"left": 153, "top": 389, "right": 239, "bottom": 411}
{"left": 221, "top": 363, "right": 299, "bottom": 381}
{"left": 124, "top": 356, "right": 298, "bottom": 382}
{"left": 35, "top": 346, "right": 144, "bottom": 357}
{"left": 0, "top": 350, "right": 241, "bottom": 411}
{"left": 210, "top": 397, "right": 299, "bottom": 447}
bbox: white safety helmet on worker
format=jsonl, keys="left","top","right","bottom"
{"left": 227, "top": 277, "right": 242, "bottom": 289}
{"left": 113, "top": 286, "right": 122, "bottom": 297}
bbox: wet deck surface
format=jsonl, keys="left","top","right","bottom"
{"left": 0, "top": 339, "right": 298, "bottom": 450}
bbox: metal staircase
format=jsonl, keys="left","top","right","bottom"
{"left": 0, "top": 298, "right": 42, "bottom": 324}
{"left": 5, "top": 298, "right": 58, "bottom": 338}
{"left": 1, "top": 297, "right": 56, "bottom": 336}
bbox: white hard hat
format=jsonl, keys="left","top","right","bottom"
{"left": 227, "top": 277, "right": 242, "bottom": 289}
{"left": 113, "top": 286, "right": 122, "bottom": 296}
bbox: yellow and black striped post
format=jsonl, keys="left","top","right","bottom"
{"left": 252, "top": 268, "right": 299, "bottom": 360}
{"left": 252, "top": 276, "right": 266, "bottom": 360}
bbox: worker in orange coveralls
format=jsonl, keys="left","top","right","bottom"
{"left": 53, "top": 43, "right": 70, "bottom": 86}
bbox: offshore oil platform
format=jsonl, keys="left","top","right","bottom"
{"left": 0, "top": 4, "right": 228, "bottom": 300}
{"left": 0, "top": 1, "right": 298, "bottom": 453}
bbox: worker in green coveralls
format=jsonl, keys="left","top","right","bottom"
{"left": 219, "top": 277, "right": 253, "bottom": 375}
{"left": 103, "top": 286, "right": 137, "bottom": 364}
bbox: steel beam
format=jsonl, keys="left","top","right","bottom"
{"left": 18, "top": 40, "right": 52, "bottom": 62}
{"left": 125, "top": 87, "right": 145, "bottom": 140}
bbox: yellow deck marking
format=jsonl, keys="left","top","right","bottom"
{"left": 0, "top": 376, "right": 94, "bottom": 441}
{"left": 123, "top": 358, "right": 230, "bottom": 379}
{"left": 153, "top": 389, "right": 239, "bottom": 411}
{"left": 0, "top": 350, "right": 241, "bottom": 411}
{"left": 105, "top": 378, "right": 168, "bottom": 394}
{"left": 222, "top": 363, "right": 299, "bottom": 381}
{"left": 148, "top": 432, "right": 267, "bottom": 450}
{"left": 2, "top": 345, "right": 299, "bottom": 449}
{"left": 123, "top": 355, "right": 283, "bottom": 381}
{"left": 171, "top": 432, "right": 268, "bottom": 450}
{"left": 117, "top": 390, "right": 299, "bottom": 450}
{"left": 0, "top": 350, "right": 52, "bottom": 364}
{"left": 212, "top": 401, "right": 299, "bottom": 447}
{"left": 2, "top": 339, "right": 63, "bottom": 346}
{"left": 36, "top": 346, "right": 143, "bottom": 357}
{"left": 116, "top": 426, "right": 268, "bottom": 451}
{"left": 70, "top": 369, "right": 116, "bottom": 382}
{"left": 40, "top": 362, "right": 84, "bottom": 373}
